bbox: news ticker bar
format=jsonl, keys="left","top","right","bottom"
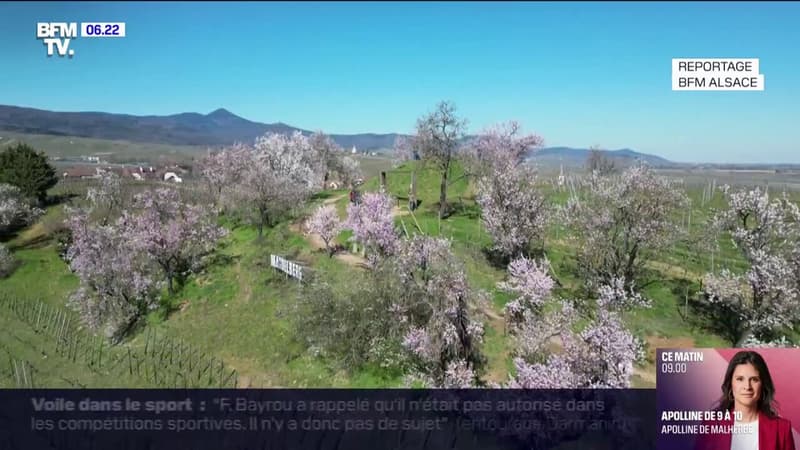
{"left": 0, "top": 389, "right": 656, "bottom": 450}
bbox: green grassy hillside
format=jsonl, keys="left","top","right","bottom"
{"left": 2, "top": 161, "right": 798, "bottom": 388}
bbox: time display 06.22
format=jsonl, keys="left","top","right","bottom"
{"left": 81, "top": 22, "right": 126, "bottom": 38}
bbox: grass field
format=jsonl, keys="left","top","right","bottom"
{"left": 0, "top": 131, "right": 206, "bottom": 165}
{"left": 2, "top": 159, "right": 798, "bottom": 388}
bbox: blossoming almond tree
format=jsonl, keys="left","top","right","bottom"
{"left": 85, "top": 172, "right": 125, "bottom": 225}
{"left": 468, "top": 122, "right": 548, "bottom": 259}
{"left": 499, "top": 256, "right": 645, "bottom": 388}
{"left": 65, "top": 210, "right": 159, "bottom": 341}
{"left": 344, "top": 191, "right": 399, "bottom": 262}
{"left": 336, "top": 155, "right": 363, "bottom": 189}
{"left": 0, "top": 183, "right": 42, "bottom": 277}
{"left": 498, "top": 256, "right": 555, "bottom": 327}
{"left": 240, "top": 132, "right": 324, "bottom": 237}
{"left": 306, "top": 204, "right": 342, "bottom": 257}
{"left": 0, "top": 183, "right": 41, "bottom": 234}
{"left": 508, "top": 304, "right": 643, "bottom": 389}
{"left": 477, "top": 164, "right": 549, "bottom": 259}
{"left": 124, "top": 188, "right": 227, "bottom": 296}
{"left": 561, "top": 163, "right": 690, "bottom": 292}
{"left": 391, "top": 235, "right": 487, "bottom": 387}
{"left": 196, "top": 142, "right": 250, "bottom": 210}
{"left": 702, "top": 187, "right": 800, "bottom": 346}
{"left": 309, "top": 131, "right": 339, "bottom": 189}
{"left": 464, "top": 121, "right": 544, "bottom": 178}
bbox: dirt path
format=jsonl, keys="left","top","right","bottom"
{"left": 295, "top": 193, "right": 407, "bottom": 268}
{"left": 234, "top": 259, "right": 253, "bottom": 302}
{"left": 392, "top": 205, "right": 410, "bottom": 217}
{"left": 322, "top": 195, "right": 344, "bottom": 206}
{"left": 480, "top": 306, "right": 512, "bottom": 384}
{"left": 289, "top": 220, "right": 368, "bottom": 268}
{"left": 297, "top": 194, "right": 515, "bottom": 381}
{"left": 295, "top": 194, "right": 369, "bottom": 267}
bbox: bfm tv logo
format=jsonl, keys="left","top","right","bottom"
{"left": 37, "top": 22, "right": 76, "bottom": 57}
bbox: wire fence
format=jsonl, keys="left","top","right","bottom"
{"left": 0, "top": 293, "right": 237, "bottom": 388}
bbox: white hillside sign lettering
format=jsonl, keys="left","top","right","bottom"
{"left": 270, "top": 254, "right": 304, "bottom": 281}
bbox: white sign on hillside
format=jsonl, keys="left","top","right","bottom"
{"left": 270, "top": 255, "right": 304, "bottom": 282}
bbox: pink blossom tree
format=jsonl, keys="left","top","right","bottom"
{"left": 309, "top": 131, "right": 344, "bottom": 189}
{"left": 235, "top": 132, "right": 324, "bottom": 238}
{"left": 308, "top": 131, "right": 365, "bottom": 189}
{"left": 499, "top": 256, "right": 645, "bottom": 388}
{"left": 498, "top": 256, "right": 556, "bottom": 327}
{"left": 289, "top": 234, "right": 487, "bottom": 384}
{"left": 344, "top": 191, "right": 399, "bottom": 261}
{"left": 392, "top": 135, "right": 417, "bottom": 168}
{"left": 0, "top": 183, "right": 42, "bottom": 234}
{"left": 476, "top": 163, "right": 549, "bottom": 259}
{"left": 702, "top": 187, "right": 800, "bottom": 346}
{"left": 123, "top": 188, "right": 227, "bottom": 295}
{"left": 254, "top": 131, "right": 325, "bottom": 191}
{"left": 306, "top": 204, "right": 343, "bottom": 257}
{"left": 65, "top": 210, "right": 159, "bottom": 341}
{"left": 0, "top": 183, "right": 42, "bottom": 277}
{"left": 196, "top": 143, "right": 250, "bottom": 210}
{"left": 85, "top": 172, "right": 126, "bottom": 225}
{"left": 335, "top": 155, "right": 363, "bottom": 189}
{"left": 464, "top": 121, "right": 544, "bottom": 178}
{"left": 507, "top": 304, "right": 643, "bottom": 388}
{"left": 467, "top": 122, "right": 548, "bottom": 259}
{"left": 389, "top": 235, "right": 487, "bottom": 387}
{"left": 561, "top": 163, "right": 690, "bottom": 291}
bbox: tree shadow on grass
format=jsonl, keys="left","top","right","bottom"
{"left": 481, "top": 246, "right": 551, "bottom": 272}
{"left": 7, "top": 234, "right": 52, "bottom": 252}
{"left": 310, "top": 191, "right": 338, "bottom": 202}
{"left": 451, "top": 201, "right": 480, "bottom": 219}
{"left": 205, "top": 252, "right": 238, "bottom": 267}
{"left": 44, "top": 192, "right": 80, "bottom": 208}
{"left": 672, "top": 279, "right": 739, "bottom": 346}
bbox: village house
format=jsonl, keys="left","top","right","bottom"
{"left": 61, "top": 166, "right": 103, "bottom": 180}
{"left": 163, "top": 172, "right": 182, "bottom": 183}
{"left": 59, "top": 160, "right": 193, "bottom": 183}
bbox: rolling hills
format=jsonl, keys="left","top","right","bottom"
{"left": 0, "top": 104, "right": 401, "bottom": 150}
{"left": 0, "top": 105, "right": 675, "bottom": 168}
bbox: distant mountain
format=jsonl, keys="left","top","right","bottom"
{"left": 529, "top": 146, "right": 674, "bottom": 168}
{"left": 0, "top": 105, "right": 680, "bottom": 166}
{"left": 0, "top": 105, "right": 401, "bottom": 150}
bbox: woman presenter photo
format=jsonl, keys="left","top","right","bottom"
{"left": 695, "top": 350, "right": 796, "bottom": 450}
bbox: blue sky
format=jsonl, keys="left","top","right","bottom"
{"left": 1, "top": 1, "right": 799, "bottom": 163}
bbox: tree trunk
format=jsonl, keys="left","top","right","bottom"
{"left": 439, "top": 167, "right": 448, "bottom": 219}
{"left": 735, "top": 328, "right": 755, "bottom": 347}
{"left": 623, "top": 244, "right": 639, "bottom": 291}
{"left": 112, "top": 315, "right": 140, "bottom": 344}
{"left": 258, "top": 208, "right": 268, "bottom": 239}
{"left": 409, "top": 170, "right": 418, "bottom": 211}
